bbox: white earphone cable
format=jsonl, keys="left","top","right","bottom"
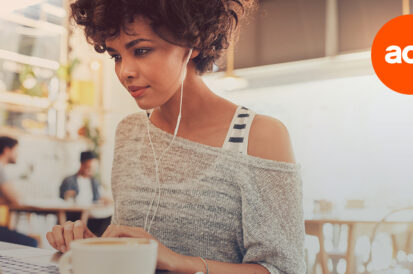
{"left": 144, "top": 49, "right": 192, "bottom": 233}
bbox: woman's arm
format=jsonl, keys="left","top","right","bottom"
{"left": 172, "top": 255, "right": 270, "bottom": 274}
{"left": 101, "top": 225, "right": 271, "bottom": 273}
{"left": 238, "top": 114, "right": 306, "bottom": 273}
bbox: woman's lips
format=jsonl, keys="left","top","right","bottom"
{"left": 128, "top": 86, "right": 149, "bottom": 98}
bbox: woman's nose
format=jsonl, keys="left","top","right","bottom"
{"left": 119, "top": 59, "right": 138, "bottom": 81}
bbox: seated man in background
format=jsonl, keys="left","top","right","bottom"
{"left": 59, "top": 151, "right": 112, "bottom": 236}
{"left": 0, "top": 136, "right": 37, "bottom": 247}
{"left": 59, "top": 151, "right": 102, "bottom": 205}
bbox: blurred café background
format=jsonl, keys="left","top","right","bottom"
{"left": 1, "top": 0, "right": 413, "bottom": 273}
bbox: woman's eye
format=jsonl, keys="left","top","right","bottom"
{"left": 110, "top": 55, "right": 121, "bottom": 62}
{"left": 134, "top": 48, "right": 151, "bottom": 56}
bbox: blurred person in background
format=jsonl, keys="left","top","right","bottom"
{"left": 60, "top": 151, "right": 102, "bottom": 205}
{"left": 59, "top": 150, "right": 112, "bottom": 236}
{"left": 0, "top": 136, "right": 37, "bottom": 247}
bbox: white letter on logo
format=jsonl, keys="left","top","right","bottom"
{"left": 402, "top": 46, "right": 413, "bottom": 64}
{"left": 385, "top": 45, "right": 402, "bottom": 64}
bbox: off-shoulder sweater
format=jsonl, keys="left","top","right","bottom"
{"left": 111, "top": 108, "right": 305, "bottom": 274}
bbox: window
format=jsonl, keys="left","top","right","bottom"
{"left": 0, "top": 0, "right": 67, "bottom": 136}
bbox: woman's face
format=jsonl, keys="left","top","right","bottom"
{"left": 105, "top": 17, "right": 190, "bottom": 110}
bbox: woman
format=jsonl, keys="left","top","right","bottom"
{"left": 46, "top": 0, "right": 305, "bottom": 273}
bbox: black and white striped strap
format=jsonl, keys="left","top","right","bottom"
{"left": 222, "top": 106, "right": 256, "bottom": 154}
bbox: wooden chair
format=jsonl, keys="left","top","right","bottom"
{"left": 306, "top": 221, "right": 329, "bottom": 273}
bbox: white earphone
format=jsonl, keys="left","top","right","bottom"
{"left": 144, "top": 48, "right": 193, "bottom": 233}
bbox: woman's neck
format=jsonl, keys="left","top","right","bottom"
{"left": 151, "top": 72, "right": 219, "bottom": 134}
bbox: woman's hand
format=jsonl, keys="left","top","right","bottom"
{"left": 46, "top": 220, "right": 96, "bottom": 253}
{"left": 102, "top": 224, "right": 182, "bottom": 271}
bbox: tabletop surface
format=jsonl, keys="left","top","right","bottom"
{"left": 305, "top": 207, "right": 413, "bottom": 224}
{"left": 8, "top": 199, "right": 114, "bottom": 218}
{"left": 9, "top": 199, "right": 92, "bottom": 210}
{"left": 0, "top": 241, "right": 182, "bottom": 274}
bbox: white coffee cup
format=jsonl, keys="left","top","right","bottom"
{"left": 59, "top": 237, "right": 158, "bottom": 274}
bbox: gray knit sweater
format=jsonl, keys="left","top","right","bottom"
{"left": 111, "top": 111, "right": 305, "bottom": 274}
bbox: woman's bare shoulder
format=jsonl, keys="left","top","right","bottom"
{"left": 247, "top": 114, "right": 296, "bottom": 163}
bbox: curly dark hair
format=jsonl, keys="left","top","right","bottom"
{"left": 70, "top": 0, "right": 256, "bottom": 73}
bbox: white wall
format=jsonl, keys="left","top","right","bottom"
{"left": 211, "top": 73, "right": 413, "bottom": 208}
